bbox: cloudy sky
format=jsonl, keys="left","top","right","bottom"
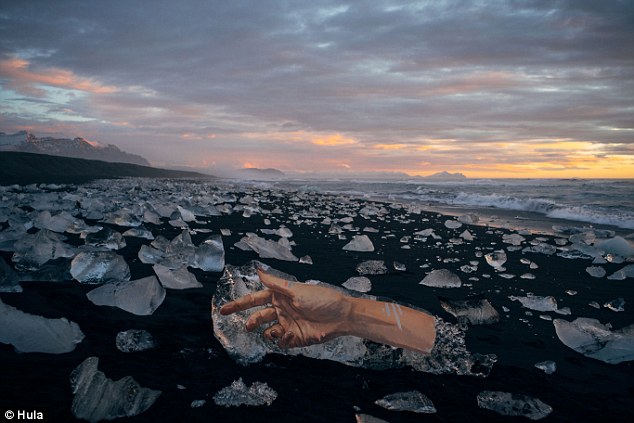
{"left": 1, "top": 0, "right": 633, "bottom": 178}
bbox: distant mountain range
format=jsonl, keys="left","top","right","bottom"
{"left": 0, "top": 151, "right": 209, "bottom": 186}
{"left": 424, "top": 171, "right": 467, "bottom": 180}
{"left": 0, "top": 131, "right": 150, "bottom": 166}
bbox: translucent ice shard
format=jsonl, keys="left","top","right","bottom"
{"left": 439, "top": 295, "right": 500, "bottom": 325}
{"left": 484, "top": 250, "right": 507, "bottom": 270}
{"left": 444, "top": 219, "right": 462, "bottom": 229}
{"left": 194, "top": 234, "right": 225, "bottom": 272}
{"left": 585, "top": 266, "right": 606, "bottom": 278}
{"left": 356, "top": 260, "right": 388, "bottom": 275}
{"left": 122, "top": 226, "right": 155, "bottom": 240}
{"left": 70, "top": 356, "right": 161, "bottom": 422}
{"left": 595, "top": 236, "right": 634, "bottom": 258}
{"left": 213, "top": 378, "right": 277, "bottom": 407}
{"left": 12, "top": 229, "right": 76, "bottom": 271}
{"left": 71, "top": 251, "right": 131, "bottom": 284}
{"left": 86, "top": 276, "right": 166, "bottom": 316}
{"left": 420, "top": 269, "right": 462, "bottom": 288}
{"left": 342, "top": 235, "right": 375, "bottom": 252}
{"left": 604, "top": 297, "right": 625, "bottom": 312}
{"left": 101, "top": 208, "right": 142, "bottom": 227}
{"left": 212, "top": 262, "right": 495, "bottom": 376}
{"left": 0, "top": 297, "right": 84, "bottom": 353}
{"left": 239, "top": 233, "right": 298, "bottom": 261}
{"left": 477, "top": 390, "right": 552, "bottom": 420}
{"left": 153, "top": 264, "right": 202, "bottom": 290}
{"left": 343, "top": 276, "right": 372, "bottom": 293}
{"left": 375, "top": 390, "right": 436, "bottom": 413}
{"left": 0, "top": 257, "right": 22, "bottom": 292}
{"left": 534, "top": 360, "right": 556, "bottom": 374}
{"left": 84, "top": 227, "right": 126, "bottom": 250}
{"left": 553, "top": 317, "right": 634, "bottom": 364}
{"left": 510, "top": 295, "right": 558, "bottom": 312}
{"left": 458, "top": 214, "right": 479, "bottom": 225}
{"left": 502, "top": 233, "right": 525, "bottom": 246}
{"left": 116, "top": 329, "right": 158, "bottom": 352}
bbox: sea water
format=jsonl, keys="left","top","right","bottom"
{"left": 264, "top": 178, "right": 634, "bottom": 232}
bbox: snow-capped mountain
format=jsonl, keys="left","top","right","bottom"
{"left": 0, "top": 131, "right": 150, "bottom": 166}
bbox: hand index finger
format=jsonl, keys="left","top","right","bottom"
{"left": 257, "top": 269, "right": 294, "bottom": 296}
{"left": 220, "top": 289, "right": 272, "bottom": 315}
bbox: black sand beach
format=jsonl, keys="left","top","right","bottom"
{"left": 1, "top": 178, "right": 633, "bottom": 422}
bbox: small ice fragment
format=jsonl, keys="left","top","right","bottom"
{"left": 356, "top": 260, "right": 388, "bottom": 275}
{"left": 343, "top": 276, "right": 372, "bottom": 293}
{"left": 375, "top": 390, "right": 436, "bottom": 413}
{"left": 458, "top": 214, "right": 479, "bottom": 225}
{"left": 595, "top": 236, "right": 634, "bottom": 258}
{"left": 177, "top": 205, "right": 196, "bottom": 222}
{"left": 70, "top": 357, "right": 161, "bottom": 422}
{"left": 116, "top": 329, "right": 157, "bottom": 352}
{"left": 343, "top": 235, "right": 375, "bottom": 252}
{"left": 554, "top": 317, "right": 634, "bottom": 364}
{"left": 0, "top": 298, "right": 84, "bottom": 353}
{"left": 71, "top": 251, "right": 131, "bottom": 284}
{"left": 194, "top": 234, "right": 225, "bottom": 272}
{"left": 444, "top": 220, "right": 462, "bottom": 229}
{"left": 534, "top": 360, "right": 556, "bottom": 374}
{"left": 459, "top": 230, "right": 474, "bottom": 241}
{"left": 589, "top": 301, "right": 600, "bottom": 309}
{"left": 220, "top": 228, "right": 232, "bottom": 236}
{"left": 477, "top": 390, "right": 552, "bottom": 420}
{"left": 484, "top": 250, "right": 507, "bottom": 270}
{"left": 12, "top": 229, "right": 76, "bottom": 271}
{"left": 190, "top": 400, "right": 206, "bottom": 408}
{"left": 509, "top": 295, "right": 558, "bottom": 312}
{"left": 420, "top": 269, "right": 462, "bottom": 288}
{"left": 439, "top": 295, "right": 500, "bottom": 325}
{"left": 555, "top": 307, "right": 571, "bottom": 316}
{"left": 153, "top": 264, "right": 202, "bottom": 289}
{"left": 299, "top": 255, "right": 313, "bottom": 264}
{"left": 84, "top": 227, "right": 126, "bottom": 250}
{"left": 604, "top": 297, "right": 625, "bottom": 312}
{"left": 86, "top": 276, "right": 166, "bottom": 316}
{"left": 239, "top": 233, "right": 298, "bottom": 261}
{"left": 585, "top": 266, "right": 606, "bottom": 278}
{"left": 393, "top": 261, "right": 406, "bottom": 271}
{"left": 502, "top": 233, "right": 525, "bottom": 246}
{"left": 213, "top": 378, "right": 277, "bottom": 407}
{"left": 122, "top": 227, "right": 154, "bottom": 240}
{"left": 566, "top": 290, "right": 577, "bottom": 296}
{"left": 523, "top": 243, "right": 557, "bottom": 255}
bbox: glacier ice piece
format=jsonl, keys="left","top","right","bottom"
{"left": 523, "top": 243, "right": 557, "bottom": 255}
{"left": 71, "top": 251, "right": 131, "bottom": 284}
{"left": 122, "top": 226, "right": 154, "bottom": 240}
{"left": 116, "top": 329, "right": 158, "bottom": 352}
{"left": 101, "top": 208, "right": 142, "bottom": 227}
{"left": 33, "top": 210, "right": 77, "bottom": 233}
{"left": 460, "top": 230, "right": 474, "bottom": 241}
{"left": 343, "top": 276, "right": 372, "bottom": 293}
{"left": 138, "top": 244, "right": 166, "bottom": 265}
{"left": 213, "top": 378, "right": 277, "bottom": 407}
{"left": 194, "top": 234, "right": 225, "bottom": 272}
{"left": 12, "top": 229, "right": 76, "bottom": 271}
{"left": 458, "top": 214, "right": 479, "bottom": 225}
{"left": 375, "top": 390, "right": 436, "bottom": 413}
{"left": 239, "top": 233, "right": 298, "bottom": 261}
{"left": 86, "top": 276, "right": 165, "bottom": 316}
{"left": 553, "top": 317, "right": 634, "bottom": 364}
{"left": 444, "top": 219, "right": 462, "bottom": 229}
{"left": 0, "top": 297, "right": 84, "bottom": 353}
{"left": 299, "top": 255, "right": 313, "bottom": 265}
{"left": 484, "top": 250, "right": 507, "bottom": 270}
{"left": 356, "top": 260, "right": 388, "bottom": 275}
{"left": 343, "top": 235, "right": 375, "bottom": 252}
{"left": 212, "top": 262, "right": 495, "bottom": 376}
{"left": 510, "top": 295, "right": 558, "bottom": 312}
{"left": 477, "top": 390, "right": 552, "bottom": 420}
{"left": 153, "top": 264, "right": 202, "bottom": 290}
{"left": 420, "top": 269, "right": 462, "bottom": 288}
{"left": 604, "top": 297, "right": 625, "bottom": 312}
{"left": 355, "top": 414, "right": 389, "bottom": 423}
{"left": 439, "top": 295, "right": 500, "bottom": 325}
{"left": 70, "top": 356, "right": 161, "bottom": 422}
{"left": 585, "top": 266, "right": 606, "bottom": 278}
{"left": 190, "top": 400, "right": 206, "bottom": 408}
{"left": 502, "top": 233, "right": 525, "bottom": 246}
{"left": 0, "top": 257, "right": 22, "bottom": 292}
{"left": 84, "top": 227, "right": 126, "bottom": 250}
{"left": 595, "top": 236, "right": 634, "bottom": 258}
{"left": 534, "top": 360, "right": 556, "bottom": 374}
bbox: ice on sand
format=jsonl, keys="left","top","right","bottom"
{"left": 212, "top": 261, "right": 495, "bottom": 376}
{"left": 534, "top": 360, "right": 556, "bottom": 374}
{"left": 12, "top": 229, "right": 76, "bottom": 271}
{"left": 375, "top": 390, "right": 436, "bottom": 413}
{"left": 477, "top": 390, "right": 552, "bottom": 420}
{"left": 343, "top": 235, "right": 375, "bottom": 252}
{"left": 116, "top": 329, "right": 157, "bottom": 352}
{"left": 70, "top": 356, "right": 161, "bottom": 422}
{"left": 0, "top": 297, "right": 84, "bottom": 353}
{"left": 195, "top": 234, "right": 225, "bottom": 272}
{"left": 439, "top": 295, "right": 500, "bottom": 325}
{"left": 86, "top": 276, "right": 165, "bottom": 316}
{"left": 553, "top": 317, "right": 634, "bottom": 364}
{"left": 213, "top": 377, "right": 277, "bottom": 407}
{"left": 71, "top": 251, "right": 131, "bottom": 284}
{"left": 356, "top": 260, "right": 388, "bottom": 275}
{"left": 420, "top": 269, "right": 462, "bottom": 288}
{"left": 153, "top": 264, "right": 202, "bottom": 290}
{"left": 84, "top": 227, "right": 126, "bottom": 250}
{"left": 595, "top": 236, "right": 634, "bottom": 258}
{"left": 484, "top": 250, "right": 507, "bottom": 270}
{"left": 585, "top": 266, "right": 606, "bottom": 278}
{"left": 343, "top": 276, "right": 372, "bottom": 293}
{"left": 510, "top": 295, "right": 558, "bottom": 312}
{"left": 236, "top": 233, "right": 298, "bottom": 261}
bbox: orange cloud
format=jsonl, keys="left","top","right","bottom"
{"left": 0, "top": 56, "right": 119, "bottom": 95}
{"left": 312, "top": 133, "right": 358, "bottom": 146}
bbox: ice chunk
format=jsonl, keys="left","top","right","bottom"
{"left": 458, "top": 214, "right": 479, "bottom": 225}
{"left": 0, "top": 297, "right": 84, "bottom": 353}
{"left": 86, "top": 276, "right": 166, "bottom": 316}
{"left": 484, "top": 250, "right": 507, "bottom": 270}
{"left": 343, "top": 235, "right": 375, "bottom": 252}
{"left": 190, "top": 399, "right": 206, "bottom": 408}
{"left": 101, "top": 208, "right": 142, "bottom": 227}
{"left": 460, "top": 230, "right": 474, "bottom": 241}
{"left": 194, "top": 234, "right": 225, "bottom": 271}
{"left": 84, "top": 227, "right": 126, "bottom": 250}
{"left": 212, "top": 262, "right": 495, "bottom": 376}
{"left": 12, "top": 229, "right": 76, "bottom": 271}
{"left": 375, "top": 390, "right": 436, "bottom": 413}
{"left": 393, "top": 261, "right": 406, "bottom": 271}
{"left": 439, "top": 295, "right": 500, "bottom": 325}
{"left": 0, "top": 257, "right": 22, "bottom": 292}
{"left": 343, "top": 276, "right": 372, "bottom": 293}
{"left": 502, "top": 233, "right": 525, "bottom": 246}
{"left": 523, "top": 243, "right": 557, "bottom": 255}
{"left": 477, "top": 391, "right": 552, "bottom": 420}
{"left": 299, "top": 255, "right": 313, "bottom": 265}
{"left": 420, "top": 269, "right": 462, "bottom": 288}
{"left": 177, "top": 205, "right": 196, "bottom": 222}
{"left": 138, "top": 244, "right": 166, "bottom": 265}
{"left": 71, "top": 251, "right": 131, "bottom": 284}
{"left": 122, "top": 226, "right": 154, "bottom": 240}
{"left": 595, "top": 236, "right": 634, "bottom": 258}
{"left": 116, "top": 329, "right": 157, "bottom": 352}
{"left": 70, "top": 356, "right": 161, "bottom": 422}
{"left": 534, "top": 360, "right": 556, "bottom": 374}
{"left": 585, "top": 266, "right": 606, "bottom": 278}
{"left": 604, "top": 297, "right": 625, "bottom": 312}
{"left": 356, "top": 260, "right": 388, "bottom": 275}
{"left": 213, "top": 378, "right": 277, "bottom": 407}
{"left": 510, "top": 295, "right": 558, "bottom": 312}
{"left": 238, "top": 233, "right": 298, "bottom": 261}
{"left": 444, "top": 219, "right": 462, "bottom": 229}
{"left": 33, "top": 210, "right": 77, "bottom": 233}
{"left": 355, "top": 414, "right": 389, "bottom": 423}
{"left": 553, "top": 317, "right": 634, "bottom": 364}
{"left": 153, "top": 264, "right": 202, "bottom": 290}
